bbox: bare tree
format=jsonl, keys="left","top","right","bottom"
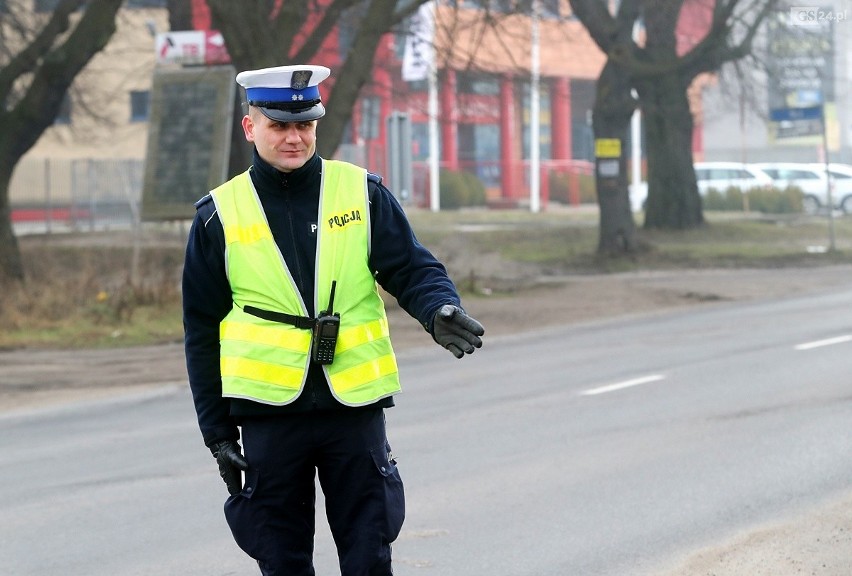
{"left": 0, "top": 0, "right": 125, "bottom": 286}
{"left": 569, "top": 0, "right": 777, "bottom": 251}
{"left": 204, "top": 0, "right": 428, "bottom": 173}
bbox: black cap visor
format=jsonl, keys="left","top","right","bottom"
{"left": 252, "top": 99, "right": 325, "bottom": 122}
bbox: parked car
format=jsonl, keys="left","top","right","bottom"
{"left": 808, "top": 163, "right": 852, "bottom": 213}
{"left": 693, "top": 162, "right": 774, "bottom": 195}
{"left": 750, "top": 162, "right": 832, "bottom": 214}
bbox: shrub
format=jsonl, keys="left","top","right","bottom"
{"left": 440, "top": 169, "right": 487, "bottom": 209}
{"left": 703, "top": 187, "right": 744, "bottom": 211}
{"left": 748, "top": 185, "right": 804, "bottom": 213}
{"left": 549, "top": 171, "right": 596, "bottom": 205}
{"left": 703, "top": 186, "right": 804, "bottom": 214}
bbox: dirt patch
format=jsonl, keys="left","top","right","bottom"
{"left": 655, "top": 489, "right": 852, "bottom": 576}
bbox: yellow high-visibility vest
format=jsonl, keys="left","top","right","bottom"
{"left": 211, "top": 159, "right": 400, "bottom": 406}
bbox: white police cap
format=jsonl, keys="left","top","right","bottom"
{"left": 236, "top": 64, "right": 331, "bottom": 122}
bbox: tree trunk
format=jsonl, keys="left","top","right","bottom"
{"left": 639, "top": 2, "right": 702, "bottom": 230}
{"left": 592, "top": 61, "right": 639, "bottom": 255}
{"left": 640, "top": 74, "right": 703, "bottom": 229}
{"left": 0, "top": 166, "right": 24, "bottom": 286}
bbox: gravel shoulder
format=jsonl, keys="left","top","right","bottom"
{"left": 2, "top": 264, "right": 852, "bottom": 574}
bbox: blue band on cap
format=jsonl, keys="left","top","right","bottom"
{"left": 245, "top": 86, "right": 320, "bottom": 103}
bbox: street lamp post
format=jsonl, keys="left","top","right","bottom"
{"left": 530, "top": 0, "right": 541, "bottom": 213}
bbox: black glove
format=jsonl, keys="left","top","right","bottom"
{"left": 432, "top": 304, "right": 484, "bottom": 359}
{"left": 210, "top": 440, "right": 248, "bottom": 495}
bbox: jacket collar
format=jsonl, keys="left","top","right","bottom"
{"left": 250, "top": 148, "right": 321, "bottom": 192}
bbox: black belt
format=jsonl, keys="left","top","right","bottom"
{"left": 243, "top": 305, "right": 316, "bottom": 330}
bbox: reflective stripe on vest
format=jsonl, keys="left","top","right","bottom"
{"left": 211, "top": 160, "right": 400, "bottom": 406}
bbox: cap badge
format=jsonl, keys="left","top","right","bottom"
{"left": 291, "top": 70, "right": 313, "bottom": 90}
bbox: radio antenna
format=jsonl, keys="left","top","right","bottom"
{"left": 327, "top": 280, "right": 337, "bottom": 312}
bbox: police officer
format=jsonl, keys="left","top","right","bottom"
{"left": 182, "top": 64, "right": 484, "bottom": 576}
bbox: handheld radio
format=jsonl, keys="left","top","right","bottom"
{"left": 312, "top": 280, "right": 340, "bottom": 364}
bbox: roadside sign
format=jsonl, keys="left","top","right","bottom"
{"left": 769, "top": 105, "right": 823, "bottom": 139}
{"left": 155, "top": 31, "right": 230, "bottom": 66}
{"left": 769, "top": 106, "right": 823, "bottom": 122}
{"left": 595, "top": 138, "right": 622, "bottom": 158}
{"left": 141, "top": 67, "right": 235, "bottom": 220}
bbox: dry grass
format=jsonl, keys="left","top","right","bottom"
{"left": 3, "top": 209, "right": 851, "bottom": 349}
{"left": 1, "top": 234, "right": 184, "bottom": 349}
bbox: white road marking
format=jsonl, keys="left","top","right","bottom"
{"left": 794, "top": 335, "right": 852, "bottom": 351}
{"left": 580, "top": 374, "right": 666, "bottom": 396}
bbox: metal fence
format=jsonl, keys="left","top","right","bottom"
{"left": 9, "top": 155, "right": 596, "bottom": 237}
{"left": 10, "top": 158, "right": 144, "bottom": 236}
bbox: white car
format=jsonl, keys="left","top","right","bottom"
{"left": 751, "top": 162, "right": 833, "bottom": 214}
{"left": 693, "top": 162, "right": 774, "bottom": 195}
{"left": 808, "top": 163, "right": 852, "bottom": 213}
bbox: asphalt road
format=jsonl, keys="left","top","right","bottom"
{"left": 2, "top": 288, "right": 851, "bottom": 575}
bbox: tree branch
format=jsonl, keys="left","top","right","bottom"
{"left": 318, "top": 0, "right": 400, "bottom": 157}
{"left": 0, "top": 0, "right": 87, "bottom": 103}
{"left": 291, "top": 0, "right": 361, "bottom": 63}
{"left": 4, "top": 0, "right": 124, "bottom": 160}
{"left": 568, "top": 0, "right": 619, "bottom": 53}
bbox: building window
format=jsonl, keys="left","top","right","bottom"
{"left": 33, "top": 0, "right": 165, "bottom": 11}
{"left": 406, "top": 78, "right": 429, "bottom": 92}
{"left": 53, "top": 93, "right": 71, "bottom": 125}
{"left": 126, "top": 0, "right": 167, "bottom": 7}
{"left": 338, "top": 4, "right": 368, "bottom": 59}
{"left": 520, "top": 82, "right": 551, "bottom": 160}
{"left": 35, "top": 0, "right": 60, "bottom": 10}
{"left": 130, "top": 90, "right": 150, "bottom": 122}
{"left": 360, "top": 96, "right": 381, "bottom": 140}
{"left": 341, "top": 119, "right": 353, "bottom": 144}
{"left": 458, "top": 0, "right": 561, "bottom": 17}
{"left": 570, "top": 79, "right": 595, "bottom": 161}
{"left": 446, "top": 0, "right": 482, "bottom": 8}
{"left": 457, "top": 72, "right": 499, "bottom": 95}
{"left": 36, "top": 0, "right": 88, "bottom": 12}
{"left": 540, "top": 0, "right": 560, "bottom": 18}
{"left": 459, "top": 123, "right": 501, "bottom": 187}
{"left": 411, "top": 122, "right": 431, "bottom": 161}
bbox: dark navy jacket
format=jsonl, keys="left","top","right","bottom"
{"left": 183, "top": 150, "right": 461, "bottom": 447}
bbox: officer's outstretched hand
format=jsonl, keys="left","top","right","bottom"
{"left": 432, "top": 304, "right": 484, "bottom": 359}
{"left": 210, "top": 440, "right": 248, "bottom": 495}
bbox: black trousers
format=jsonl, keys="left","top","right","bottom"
{"left": 224, "top": 407, "right": 405, "bottom": 576}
